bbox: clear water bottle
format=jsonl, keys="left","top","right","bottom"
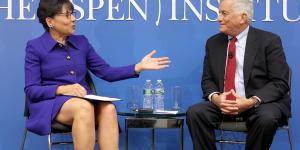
{"left": 154, "top": 80, "right": 164, "bottom": 111}
{"left": 143, "top": 80, "right": 153, "bottom": 109}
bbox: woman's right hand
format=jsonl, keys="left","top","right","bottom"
{"left": 56, "top": 83, "right": 87, "bottom": 97}
{"left": 134, "top": 50, "right": 171, "bottom": 73}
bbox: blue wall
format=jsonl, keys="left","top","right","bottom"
{"left": 0, "top": 0, "right": 299, "bottom": 149}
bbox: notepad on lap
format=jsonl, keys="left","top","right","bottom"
{"left": 82, "top": 95, "right": 121, "bottom": 101}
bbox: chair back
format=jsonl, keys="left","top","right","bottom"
{"left": 288, "top": 67, "right": 292, "bottom": 96}
{"left": 86, "top": 71, "right": 97, "bottom": 95}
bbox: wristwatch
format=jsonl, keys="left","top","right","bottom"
{"left": 251, "top": 96, "right": 261, "bottom": 108}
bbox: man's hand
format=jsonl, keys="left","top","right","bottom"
{"left": 212, "top": 89, "right": 256, "bottom": 115}
{"left": 232, "top": 91, "right": 256, "bottom": 114}
{"left": 211, "top": 90, "right": 238, "bottom": 115}
{"left": 56, "top": 83, "right": 87, "bottom": 97}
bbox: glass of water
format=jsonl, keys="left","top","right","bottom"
{"left": 171, "top": 86, "right": 181, "bottom": 111}
{"left": 127, "top": 85, "right": 140, "bottom": 112}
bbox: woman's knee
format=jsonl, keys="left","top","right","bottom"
{"left": 100, "top": 102, "right": 117, "bottom": 115}
{"left": 72, "top": 99, "right": 95, "bottom": 119}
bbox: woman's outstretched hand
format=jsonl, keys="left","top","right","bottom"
{"left": 134, "top": 50, "right": 171, "bottom": 73}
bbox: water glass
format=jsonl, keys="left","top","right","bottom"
{"left": 127, "top": 85, "right": 140, "bottom": 112}
{"left": 172, "top": 86, "right": 181, "bottom": 111}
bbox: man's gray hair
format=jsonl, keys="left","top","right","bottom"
{"left": 220, "top": 0, "right": 253, "bottom": 23}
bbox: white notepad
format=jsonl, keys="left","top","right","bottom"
{"left": 82, "top": 94, "right": 121, "bottom": 101}
{"left": 154, "top": 110, "right": 179, "bottom": 114}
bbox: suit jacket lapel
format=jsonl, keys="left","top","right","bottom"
{"left": 217, "top": 34, "right": 229, "bottom": 90}
{"left": 244, "top": 26, "right": 258, "bottom": 87}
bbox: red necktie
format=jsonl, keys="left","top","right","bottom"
{"left": 224, "top": 37, "right": 237, "bottom": 100}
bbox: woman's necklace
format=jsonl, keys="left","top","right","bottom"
{"left": 56, "top": 39, "right": 66, "bottom": 45}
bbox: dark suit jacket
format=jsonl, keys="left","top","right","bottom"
{"left": 201, "top": 26, "right": 291, "bottom": 117}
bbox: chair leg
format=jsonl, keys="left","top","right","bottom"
{"left": 220, "top": 130, "right": 224, "bottom": 150}
{"left": 287, "top": 127, "right": 294, "bottom": 150}
{"left": 48, "top": 134, "right": 52, "bottom": 150}
{"left": 20, "top": 128, "right": 27, "bottom": 150}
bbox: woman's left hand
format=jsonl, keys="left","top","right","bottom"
{"left": 134, "top": 50, "right": 171, "bottom": 73}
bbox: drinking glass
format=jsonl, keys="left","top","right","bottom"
{"left": 171, "top": 86, "right": 181, "bottom": 111}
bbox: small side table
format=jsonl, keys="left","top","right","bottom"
{"left": 118, "top": 111, "right": 186, "bottom": 150}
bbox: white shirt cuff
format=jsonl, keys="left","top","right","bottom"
{"left": 208, "top": 92, "right": 220, "bottom": 101}
{"left": 252, "top": 96, "right": 262, "bottom": 103}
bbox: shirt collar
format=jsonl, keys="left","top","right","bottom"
{"left": 41, "top": 32, "right": 80, "bottom": 52}
{"left": 228, "top": 26, "right": 250, "bottom": 42}
{"left": 67, "top": 35, "right": 80, "bottom": 50}
{"left": 41, "top": 32, "right": 56, "bottom": 52}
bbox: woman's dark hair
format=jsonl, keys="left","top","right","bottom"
{"left": 37, "top": 0, "right": 74, "bottom": 31}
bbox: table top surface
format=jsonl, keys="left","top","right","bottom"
{"left": 117, "top": 110, "right": 186, "bottom": 118}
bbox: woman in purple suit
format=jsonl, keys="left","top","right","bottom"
{"left": 24, "top": 0, "right": 170, "bottom": 149}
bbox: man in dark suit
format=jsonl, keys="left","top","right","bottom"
{"left": 186, "top": 0, "right": 290, "bottom": 149}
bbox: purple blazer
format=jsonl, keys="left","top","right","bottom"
{"left": 24, "top": 32, "right": 138, "bottom": 135}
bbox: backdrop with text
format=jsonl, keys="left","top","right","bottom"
{"left": 0, "top": 0, "right": 299, "bottom": 149}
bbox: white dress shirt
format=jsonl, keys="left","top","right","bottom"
{"left": 208, "top": 26, "right": 249, "bottom": 100}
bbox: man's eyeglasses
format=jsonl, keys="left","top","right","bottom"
{"left": 219, "top": 10, "right": 230, "bottom": 17}
{"left": 56, "top": 11, "right": 76, "bottom": 19}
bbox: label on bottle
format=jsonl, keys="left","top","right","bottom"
{"left": 154, "top": 89, "right": 164, "bottom": 95}
{"left": 143, "top": 89, "right": 152, "bottom": 95}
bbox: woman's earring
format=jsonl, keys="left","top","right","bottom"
{"left": 49, "top": 24, "right": 53, "bottom": 29}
